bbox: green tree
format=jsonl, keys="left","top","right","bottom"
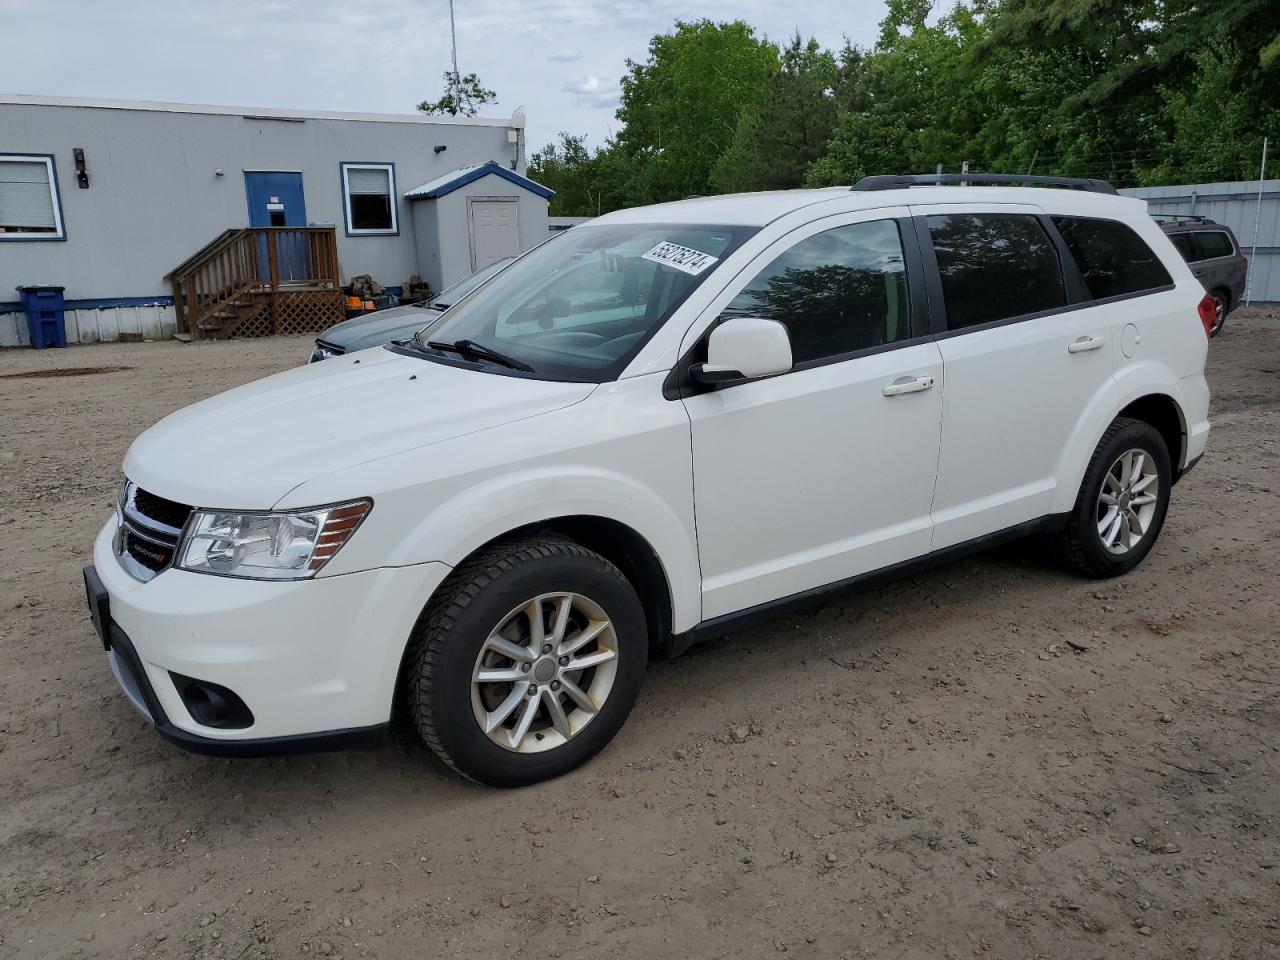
{"left": 713, "top": 35, "right": 839, "bottom": 193}
{"left": 417, "top": 71, "right": 497, "bottom": 117}
{"left": 614, "top": 20, "right": 779, "bottom": 202}
{"left": 807, "top": 4, "right": 999, "bottom": 185}
{"left": 528, "top": 133, "right": 638, "bottom": 217}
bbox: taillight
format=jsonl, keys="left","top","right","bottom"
{"left": 1196, "top": 293, "right": 1216, "bottom": 338}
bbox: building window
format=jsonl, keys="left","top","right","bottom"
{"left": 0, "top": 155, "right": 65, "bottom": 240}
{"left": 341, "top": 162, "right": 397, "bottom": 235}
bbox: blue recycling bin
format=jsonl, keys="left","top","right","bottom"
{"left": 16, "top": 285, "right": 67, "bottom": 348}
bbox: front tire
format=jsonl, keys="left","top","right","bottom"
{"left": 406, "top": 537, "right": 647, "bottom": 787}
{"left": 1057, "top": 417, "right": 1172, "bottom": 578}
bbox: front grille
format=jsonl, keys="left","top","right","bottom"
{"left": 133, "top": 488, "right": 193, "bottom": 531}
{"left": 118, "top": 483, "right": 193, "bottom": 581}
{"left": 124, "top": 532, "right": 172, "bottom": 572}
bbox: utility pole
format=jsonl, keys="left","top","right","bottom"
{"left": 448, "top": 0, "right": 460, "bottom": 111}
{"left": 1245, "top": 136, "right": 1268, "bottom": 306}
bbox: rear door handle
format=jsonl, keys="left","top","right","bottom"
{"left": 1068, "top": 335, "right": 1106, "bottom": 354}
{"left": 882, "top": 375, "right": 935, "bottom": 397}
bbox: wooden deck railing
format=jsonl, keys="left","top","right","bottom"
{"left": 166, "top": 227, "right": 342, "bottom": 338}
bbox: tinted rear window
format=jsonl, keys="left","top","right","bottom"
{"left": 928, "top": 213, "right": 1066, "bottom": 330}
{"left": 1195, "top": 230, "right": 1235, "bottom": 259}
{"left": 1168, "top": 232, "right": 1200, "bottom": 262}
{"left": 1053, "top": 216, "right": 1173, "bottom": 299}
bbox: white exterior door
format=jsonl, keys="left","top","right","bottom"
{"left": 681, "top": 211, "right": 944, "bottom": 620}
{"left": 469, "top": 198, "right": 520, "bottom": 271}
{"left": 916, "top": 204, "right": 1120, "bottom": 549}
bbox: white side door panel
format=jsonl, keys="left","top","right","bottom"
{"left": 918, "top": 203, "right": 1121, "bottom": 549}
{"left": 686, "top": 342, "right": 944, "bottom": 619}
{"left": 678, "top": 207, "right": 944, "bottom": 620}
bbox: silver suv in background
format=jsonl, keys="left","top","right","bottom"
{"left": 1157, "top": 216, "right": 1247, "bottom": 336}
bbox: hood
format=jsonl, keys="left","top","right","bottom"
{"left": 318, "top": 304, "right": 440, "bottom": 353}
{"left": 123, "top": 347, "right": 596, "bottom": 508}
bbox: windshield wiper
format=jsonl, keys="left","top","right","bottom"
{"left": 426, "top": 338, "right": 534, "bottom": 372}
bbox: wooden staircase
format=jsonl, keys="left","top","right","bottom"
{"left": 166, "top": 227, "right": 344, "bottom": 339}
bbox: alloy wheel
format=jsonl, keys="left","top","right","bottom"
{"left": 470, "top": 592, "right": 618, "bottom": 753}
{"left": 1096, "top": 448, "right": 1160, "bottom": 555}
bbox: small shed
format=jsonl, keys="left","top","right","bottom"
{"left": 405, "top": 161, "right": 553, "bottom": 293}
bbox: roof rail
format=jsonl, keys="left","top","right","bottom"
{"left": 1151, "top": 213, "right": 1213, "bottom": 224}
{"left": 851, "top": 173, "right": 1118, "bottom": 195}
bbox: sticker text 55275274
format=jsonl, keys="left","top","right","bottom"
{"left": 641, "top": 241, "right": 719, "bottom": 276}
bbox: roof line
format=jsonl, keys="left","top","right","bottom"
{"left": 405, "top": 161, "right": 555, "bottom": 200}
{"left": 0, "top": 94, "right": 522, "bottom": 128}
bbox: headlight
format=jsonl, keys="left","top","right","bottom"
{"left": 310, "top": 341, "right": 342, "bottom": 363}
{"left": 176, "top": 500, "right": 370, "bottom": 580}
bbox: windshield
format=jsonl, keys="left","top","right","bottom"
{"left": 409, "top": 223, "right": 756, "bottom": 381}
{"left": 418, "top": 256, "right": 515, "bottom": 310}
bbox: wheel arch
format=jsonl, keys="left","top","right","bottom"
{"left": 1052, "top": 377, "right": 1191, "bottom": 515}
{"left": 506, "top": 515, "right": 677, "bottom": 659}
{"left": 1115, "top": 393, "right": 1187, "bottom": 475}
{"left": 390, "top": 514, "right": 681, "bottom": 719}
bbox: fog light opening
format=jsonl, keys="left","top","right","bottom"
{"left": 170, "top": 673, "right": 254, "bottom": 729}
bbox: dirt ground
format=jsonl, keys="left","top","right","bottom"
{"left": 1, "top": 310, "right": 1277, "bottom": 960}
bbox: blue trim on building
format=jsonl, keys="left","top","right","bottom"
{"left": 0, "top": 295, "right": 174, "bottom": 315}
{"left": 0, "top": 152, "right": 68, "bottom": 242}
{"left": 340, "top": 161, "right": 400, "bottom": 237}
{"left": 407, "top": 161, "right": 555, "bottom": 201}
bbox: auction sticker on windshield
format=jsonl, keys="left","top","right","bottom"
{"left": 642, "top": 241, "right": 719, "bottom": 276}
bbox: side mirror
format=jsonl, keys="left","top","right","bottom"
{"left": 692, "top": 317, "right": 793, "bottom": 385}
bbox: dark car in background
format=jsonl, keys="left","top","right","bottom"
{"left": 309, "top": 257, "right": 515, "bottom": 362}
{"left": 1157, "top": 216, "right": 1247, "bottom": 337}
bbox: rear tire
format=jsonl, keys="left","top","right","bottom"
{"left": 1057, "top": 417, "right": 1172, "bottom": 578}
{"left": 1208, "top": 288, "right": 1228, "bottom": 337}
{"left": 405, "top": 537, "right": 647, "bottom": 787}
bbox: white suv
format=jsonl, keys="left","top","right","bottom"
{"left": 85, "top": 174, "right": 1212, "bottom": 786}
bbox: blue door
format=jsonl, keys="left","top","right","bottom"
{"left": 244, "top": 172, "right": 308, "bottom": 281}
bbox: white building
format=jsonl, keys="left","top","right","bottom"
{"left": 0, "top": 95, "right": 553, "bottom": 345}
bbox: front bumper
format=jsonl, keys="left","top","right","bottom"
{"left": 90, "top": 518, "right": 451, "bottom": 751}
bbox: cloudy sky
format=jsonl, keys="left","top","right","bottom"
{"left": 3, "top": 0, "right": 889, "bottom": 149}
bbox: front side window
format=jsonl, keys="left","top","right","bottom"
{"left": 0, "top": 155, "right": 64, "bottom": 240}
{"left": 341, "top": 163, "right": 396, "bottom": 234}
{"left": 1053, "top": 216, "right": 1173, "bottom": 299}
{"left": 1194, "top": 230, "right": 1235, "bottom": 260}
{"left": 719, "top": 219, "right": 911, "bottom": 364}
{"left": 411, "top": 223, "right": 756, "bottom": 382}
{"left": 929, "top": 213, "right": 1065, "bottom": 330}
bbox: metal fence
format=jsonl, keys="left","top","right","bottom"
{"left": 1121, "top": 180, "right": 1280, "bottom": 304}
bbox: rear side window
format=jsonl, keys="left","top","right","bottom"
{"left": 1169, "top": 232, "right": 1200, "bottom": 262}
{"left": 928, "top": 214, "right": 1066, "bottom": 329}
{"left": 1053, "top": 216, "right": 1173, "bottom": 299}
{"left": 720, "top": 219, "right": 911, "bottom": 364}
{"left": 1195, "top": 230, "right": 1235, "bottom": 260}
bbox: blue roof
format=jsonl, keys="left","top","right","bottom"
{"left": 404, "top": 161, "right": 554, "bottom": 201}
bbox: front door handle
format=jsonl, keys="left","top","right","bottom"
{"left": 882, "top": 375, "right": 935, "bottom": 397}
{"left": 1068, "top": 335, "right": 1106, "bottom": 354}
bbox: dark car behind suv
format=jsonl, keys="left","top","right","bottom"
{"left": 1157, "top": 215, "right": 1247, "bottom": 336}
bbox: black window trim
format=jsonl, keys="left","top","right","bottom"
{"left": 921, "top": 211, "right": 1177, "bottom": 340}
{"left": 918, "top": 211, "right": 1080, "bottom": 338}
{"left": 1053, "top": 213, "right": 1179, "bottom": 302}
{"left": 663, "top": 214, "right": 930, "bottom": 400}
{"left": 1183, "top": 229, "right": 1238, "bottom": 262}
